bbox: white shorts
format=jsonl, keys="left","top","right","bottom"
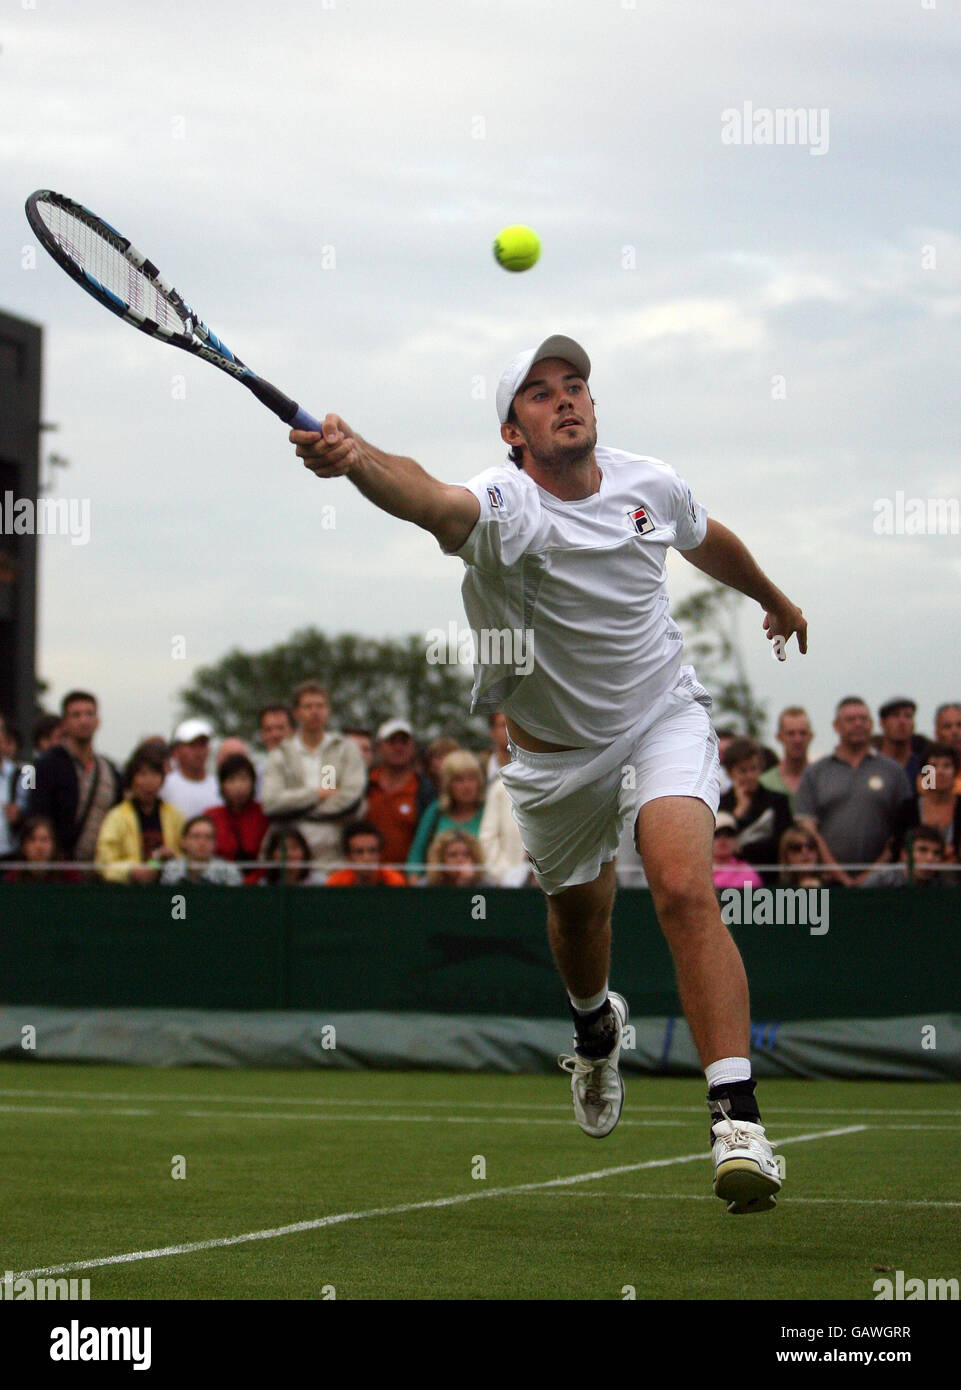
{"left": 499, "top": 666, "right": 720, "bottom": 896}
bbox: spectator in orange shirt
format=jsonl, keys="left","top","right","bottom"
{"left": 325, "top": 820, "right": 406, "bottom": 886}
{"left": 364, "top": 720, "right": 433, "bottom": 868}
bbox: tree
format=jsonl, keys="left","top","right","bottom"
{"left": 177, "top": 627, "right": 486, "bottom": 744}
{"left": 672, "top": 580, "right": 767, "bottom": 737}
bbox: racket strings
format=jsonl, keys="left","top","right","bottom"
{"left": 36, "top": 199, "right": 189, "bottom": 336}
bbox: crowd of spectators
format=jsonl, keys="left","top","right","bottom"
{"left": 1, "top": 688, "right": 959, "bottom": 890}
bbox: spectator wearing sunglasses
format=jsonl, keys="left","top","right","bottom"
{"left": 777, "top": 825, "right": 826, "bottom": 888}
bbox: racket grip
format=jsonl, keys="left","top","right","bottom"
{"left": 289, "top": 405, "right": 324, "bottom": 432}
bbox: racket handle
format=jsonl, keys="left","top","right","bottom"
{"left": 289, "top": 405, "right": 324, "bottom": 432}
{"left": 244, "top": 374, "right": 323, "bottom": 432}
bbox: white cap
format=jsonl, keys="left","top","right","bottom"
{"left": 376, "top": 718, "right": 414, "bottom": 741}
{"left": 496, "top": 335, "right": 591, "bottom": 424}
{"left": 714, "top": 812, "right": 738, "bottom": 834}
{"left": 172, "top": 717, "right": 214, "bottom": 744}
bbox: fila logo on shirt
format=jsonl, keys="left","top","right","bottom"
{"left": 487, "top": 485, "right": 504, "bottom": 509}
{"left": 627, "top": 504, "right": 655, "bottom": 535}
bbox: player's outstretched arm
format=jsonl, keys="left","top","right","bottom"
{"left": 290, "top": 415, "right": 480, "bottom": 554}
{"left": 683, "top": 518, "right": 808, "bottom": 660}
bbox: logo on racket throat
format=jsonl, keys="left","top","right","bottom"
{"left": 194, "top": 343, "right": 248, "bottom": 378}
{"left": 627, "top": 504, "right": 655, "bottom": 535}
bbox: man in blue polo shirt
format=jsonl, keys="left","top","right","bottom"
{"left": 796, "top": 696, "right": 913, "bottom": 886}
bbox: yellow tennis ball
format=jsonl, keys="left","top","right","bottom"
{"left": 493, "top": 224, "right": 541, "bottom": 272}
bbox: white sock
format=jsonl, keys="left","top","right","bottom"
{"left": 569, "top": 985, "right": 609, "bottom": 1014}
{"left": 705, "top": 1057, "right": 752, "bottom": 1089}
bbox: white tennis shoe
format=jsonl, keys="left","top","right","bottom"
{"left": 711, "top": 1116, "right": 781, "bottom": 1214}
{"left": 558, "top": 992, "right": 629, "bottom": 1139}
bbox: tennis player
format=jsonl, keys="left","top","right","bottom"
{"left": 291, "top": 335, "right": 807, "bottom": 1215}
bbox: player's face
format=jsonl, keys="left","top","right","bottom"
{"left": 778, "top": 716, "right": 812, "bottom": 759}
{"left": 502, "top": 358, "right": 597, "bottom": 469}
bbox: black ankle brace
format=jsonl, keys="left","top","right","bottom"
{"left": 708, "top": 1079, "right": 762, "bottom": 1128}
{"left": 569, "top": 998, "right": 615, "bottom": 1058}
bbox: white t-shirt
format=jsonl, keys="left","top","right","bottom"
{"left": 449, "top": 446, "right": 708, "bottom": 746}
{"left": 160, "top": 770, "right": 222, "bottom": 820}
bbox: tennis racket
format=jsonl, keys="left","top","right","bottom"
{"left": 24, "top": 189, "right": 323, "bottom": 433}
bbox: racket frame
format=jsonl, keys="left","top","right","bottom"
{"left": 25, "top": 189, "right": 322, "bottom": 431}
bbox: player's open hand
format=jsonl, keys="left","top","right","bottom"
{"left": 290, "top": 414, "right": 360, "bottom": 478}
{"left": 763, "top": 598, "right": 808, "bottom": 660}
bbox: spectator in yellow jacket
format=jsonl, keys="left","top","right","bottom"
{"left": 96, "top": 750, "right": 184, "bottom": 883}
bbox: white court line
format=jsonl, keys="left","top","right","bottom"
{"left": 0, "top": 1101, "right": 912, "bottom": 1130}
{"left": 180, "top": 1111, "right": 694, "bottom": 1127}
{"left": 536, "top": 1192, "right": 961, "bottom": 1209}
{"left": 13, "top": 1124, "right": 865, "bottom": 1280}
{"left": 0, "top": 1104, "right": 155, "bottom": 1117}
{"left": 0, "top": 1087, "right": 957, "bottom": 1118}
{"left": 0, "top": 1088, "right": 574, "bottom": 1112}
{"left": 178, "top": 1111, "right": 952, "bottom": 1133}
{"left": 0, "top": 1103, "right": 771, "bottom": 1129}
{"left": 871, "top": 1124, "right": 961, "bottom": 1132}
{"left": 0, "top": 1099, "right": 954, "bottom": 1130}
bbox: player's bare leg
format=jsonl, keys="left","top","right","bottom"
{"left": 636, "top": 795, "right": 781, "bottom": 1213}
{"left": 545, "top": 860, "right": 616, "bottom": 1000}
{"left": 547, "top": 861, "right": 629, "bottom": 1138}
{"left": 634, "top": 796, "right": 748, "bottom": 1063}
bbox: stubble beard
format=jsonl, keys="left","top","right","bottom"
{"left": 523, "top": 420, "right": 598, "bottom": 474}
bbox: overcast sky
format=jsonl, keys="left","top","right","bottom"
{"left": 2, "top": 0, "right": 959, "bottom": 761}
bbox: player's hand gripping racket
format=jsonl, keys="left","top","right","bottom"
{"left": 25, "top": 190, "right": 323, "bottom": 433}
